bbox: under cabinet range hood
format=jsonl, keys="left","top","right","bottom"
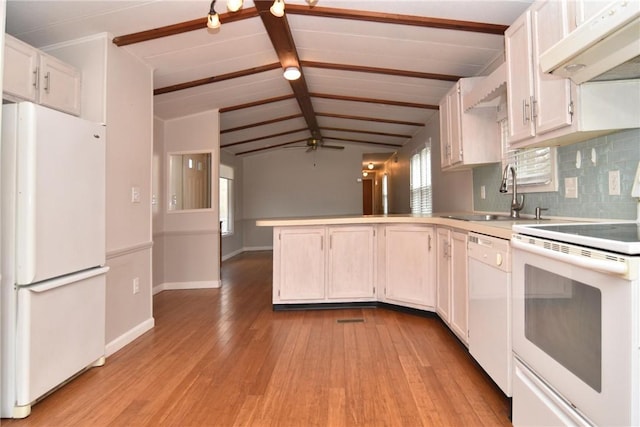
{"left": 539, "top": 0, "right": 640, "bottom": 84}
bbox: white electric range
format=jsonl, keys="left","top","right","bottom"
{"left": 510, "top": 221, "right": 640, "bottom": 426}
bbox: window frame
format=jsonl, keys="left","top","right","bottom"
{"left": 219, "top": 164, "right": 234, "bottom": 236}
{"left": 410, "top": 142, "right": 432, "bottom": 214}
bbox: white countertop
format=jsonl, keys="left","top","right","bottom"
{"left": 256, "top": 213, "right": 564, "bottom": 240}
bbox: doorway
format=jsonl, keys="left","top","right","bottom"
{"left": 362, "top": 178, "right": 373, "bottom": 215}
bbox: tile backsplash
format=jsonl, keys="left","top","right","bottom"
{"left": 473, "top": 129, "right": 640, "bottom": 220}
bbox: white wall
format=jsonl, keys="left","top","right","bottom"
{"left": 388, "top": 114, "right": 473, "bottom": 214}
{"left": 153, "top": 110, "right": 221, "bottom": 293}
{"left": 242, "top": 144, "right": 391, "bottom": 248}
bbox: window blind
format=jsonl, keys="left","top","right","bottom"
{"left": 410, "top": 145, "right": 432, "bottom": 214}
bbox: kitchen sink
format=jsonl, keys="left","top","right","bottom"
{"left": 441, "top": 214, "right": 516, "bottom": 222}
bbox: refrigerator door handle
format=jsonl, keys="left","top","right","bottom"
{"left": 26, "top": 266, "right": 109, "bottom": 293}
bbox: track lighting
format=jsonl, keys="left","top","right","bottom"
{"left": 270, "top": 0, "right": 285, "bottom": 17}
{"left": 305, "top": 0, "right": 319, "bottom": 6}
{"left": 207, "top": 0, "right": 221, "bottom": 29}
{"left": 283, "top": 66, "right": 301, "bottom": 81}
{"left": 226, "top": 0, "right": 243, "bottom": 12}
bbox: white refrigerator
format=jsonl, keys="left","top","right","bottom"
{"left": 1, "top": 102, "right": 108, "bottom": 418}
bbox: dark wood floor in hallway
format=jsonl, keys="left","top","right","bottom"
{"left": 3, "top": 250, "right": 511, "bottom": 427}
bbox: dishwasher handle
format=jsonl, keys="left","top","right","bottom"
{"left": 511, "top": 237, "right": 628, "bottom": 276}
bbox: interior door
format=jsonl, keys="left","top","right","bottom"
{"left": 362, "top": 178, "right": 373, "bottom": 215}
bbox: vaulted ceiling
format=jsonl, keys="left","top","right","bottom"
{"left": 5, "top": 0, "right": 533, "bottom": 156}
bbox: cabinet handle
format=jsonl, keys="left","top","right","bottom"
{"left": 428, "top": 235, "right": 432, "bottom": 251}
{"left": 33, "top": 67, "right": 39, "bottom": 89}
{"left": 522, "top": 99, "right": 530, "bottom": 125}
{"left": 320, "top": 236, "right": 323, "bottom": 251}
{"left": 44, "top": 71, "right": 51, "bottom": 93}
{"left": 530, "top": 96, "right": 537, "bottom": 120}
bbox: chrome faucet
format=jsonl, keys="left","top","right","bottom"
{"left": 500, "top": 164, "right": 525, "bottom": 218}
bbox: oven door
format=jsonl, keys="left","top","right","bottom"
{"left": 511, "top": 237, "right": 638, "bottom": 427}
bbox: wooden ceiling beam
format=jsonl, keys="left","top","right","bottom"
{"left": 221, "top": 127, "right": 309, "bottom": 148}
{"left": 154, "top": 63, "right": 281, "bottom": 95}
{"left": 219, "top": 94, "right": 295, "bottom": 113}
{"left": 236, "top": 138, "right": 308, "bottom": 156}
{"left": 320, "top": 127, "right": 411, "bottom": 139}
{"left": 301, "top": 61, "right": 461, "bottom": 82}
{"left": 316, "top": 112, "right": 424, "bottom": 127}
{"left": 311, "top": 93, "right": 438, "bottom": 110}
{"left": 254, "top": 1, "right": 320, "bottom": 137}
{"left": 323, "top": 136, "right": 403, "bottom": 148}
{"left": 112, "top": 8, "right": 258, "bottom": 46}
{"left": 285, "top": 4, "right": 508, "bottom": 35}
{"left": 221, "top": 114, "right": 304, "bottom": 133}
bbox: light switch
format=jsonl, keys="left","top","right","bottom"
{"left": 131, "top": 186, "right": 141, "bottom": 203}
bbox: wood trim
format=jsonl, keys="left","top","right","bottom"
{"left": 319, "top": 127, "right": 411, "bottom": 139}
{"left": 323, "top": 136, "right": 403, "bottom": 147}
{"left": 285, "top": 4, "right": 508, "bottom": 35}
{"left": 219, "top": 94, "right": 295, "bottom": 113}
{"left": 154, "top": 63, "right": 281, "bottom": 95}
{"left": 235, "top": 138, "right": 308, "bottom": 155}
{"left": 301, "top": 61, "right": 461, "bottom": 82}
{"left": 221, "top": 128, "right": 309, "bottom": 148}
{"left": 255, "top": 1, "right": 320, "bottom": 137}
{"left": 311, "top": 93, "right": 438, "bottom": 110}
{"left": 221, "top": 114, "right": 304, "bottom": 133}
{"left": 112, "top": 8, "right": 259, "bottom": 46}
{"left": 316, "top": 112, "right": 424, "bottom": 127}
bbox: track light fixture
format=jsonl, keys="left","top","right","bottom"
{"left": 270, "top": 0, "right": 285, "bottom": 17}
{"left": 207, "top": 0, "right": 221, "bottom": 29}
{"left": 283, "top": 66, "right": 301, "bottom": 81}
{"left": 305, "top": 0, "right": 319, "bottom": 6}
{"left": 226, "top": 0, "right": 243, "bottom": 12}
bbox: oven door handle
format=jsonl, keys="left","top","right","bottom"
{"left": 511, "top": 238, "right": 628, "bottom": 276}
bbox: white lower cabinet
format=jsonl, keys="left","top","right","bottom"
{"left": 273, "top": 225, "right": 376, "bottom": 304}
{"left": 274, "top": 227, "right": 326, "bottom": 302}
{"left": 436, "top": 227, "right": 468, "bottom": 344}
{"left": 327, "top": 226, "right": 376, "bottom": 300}
{"left": 381, "top": 224, "right": 435, "bottom": 310}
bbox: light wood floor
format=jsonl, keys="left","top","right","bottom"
{"left": 3, "top": 251, "right": 511, "bottom": 426}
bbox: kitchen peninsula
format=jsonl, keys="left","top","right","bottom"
{"left": 257, "top": 213, "right": 540, "bottom": 314}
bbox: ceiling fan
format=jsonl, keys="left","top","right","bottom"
{"left": 303, "top": 137, "right": 344, "bottom": 152}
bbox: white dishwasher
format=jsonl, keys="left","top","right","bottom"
{"left": 467, "top": 232, "right": 512, "bottom": 397}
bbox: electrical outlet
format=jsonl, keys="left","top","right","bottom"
{"left": 609, "top": 170, "right": 621, "bottom": 195}
{"left": 131, "top": 186, "right": 141, "bottom": 203}
{"left": 133, "top": 277, "right": 140, "bottom": 294}
{"left": 565, "top": 177, "right": 578, "bottom": 199}
{"left": 480, "top": 185, "right": 486, "bottom": 200}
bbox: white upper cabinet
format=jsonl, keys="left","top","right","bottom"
{"left": 505, "top": 1, "right": 573, "bottom": 146}
{"left": 439, "top": 78, "right": 501, "bottom": 170}
{"left": 4, "top": 34, "right": 81, "bottom": 116}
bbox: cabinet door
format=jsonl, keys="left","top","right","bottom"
{"left": 276, "top": 227, "right": 325, "bottom": 301}
{"left": 38, "top": 54, "right": 81, "bottom": 116}
{"left": 450, "top": 231, "right": 468, "bottom": 343}
{"left": 439, "top": 94, "right": 451, "bottom": 168}
{"left": 449, "top": 84, "right": 463, "bottom": 165}
{"left": 3, "top": 35, "right": 38, "bottom": 102}
{"left": 531, "top": 0, "right": 573, "bottom": 135}
{"left": 327, "top": 226, "right": 375, "bottom": 299}
{"left": 506, "top": 11, "right": 536, "bottom": 144}
{"left": 384, "top": 225, "right": 435, "bottom": 308}
{"left": 436, "top": 228, "right": 451, "bottom": 322}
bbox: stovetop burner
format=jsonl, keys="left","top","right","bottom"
{"left": 513, "top": 222, "right": 640, "bottom": 255}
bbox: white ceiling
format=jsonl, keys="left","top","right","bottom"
{"left": 5, "top": 0, "right": 533, "bottom": 157}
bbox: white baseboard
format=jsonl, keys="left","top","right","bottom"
{"left": 242, "top": 246, "right": 273, "bottom": 252}
{"left": 105, "top": 317, "right": 155, "bottom": 357}
{"left": 154, "top": 280, "right": 221, "bottom": 295}
{"left": 221, "top": 248, "right": 244, "bottom": 261}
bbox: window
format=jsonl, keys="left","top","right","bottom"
{"left": 410, "top": 143, "right": 432, "bottom": 214}
{"left": 219, "top": 164, "right": 234, "bottom": 235}
{"left": 501, "top": 119, "right": 558, "bottom": 193}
